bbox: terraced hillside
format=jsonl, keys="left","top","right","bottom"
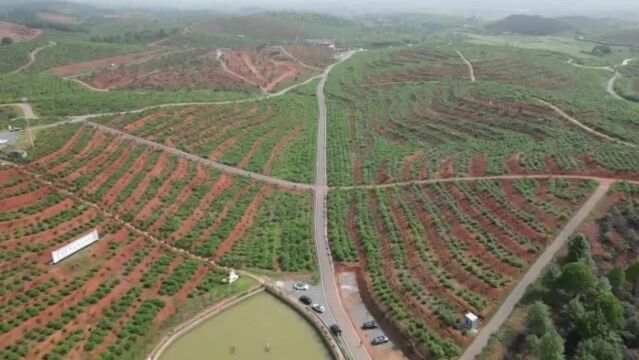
{"left": 326, "top": 44, "right": 639, "bottom": 187}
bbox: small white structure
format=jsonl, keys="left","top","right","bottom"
{"left": 51, "top": 229, "right": 99, "bottom": 264}
{"left": 228, "top": 268, "right": 239, "bottom": 284}
{"left": 463, "top": 312, "right": 479, "bottom": 331}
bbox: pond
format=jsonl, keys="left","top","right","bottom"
{"left": 159, "top": 291, "right": 332, "bottom": 360}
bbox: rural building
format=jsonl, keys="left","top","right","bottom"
{"left": 51, "top": 229, "right": 99, "bottom": 264}
{"left": 463, "top": 312, "right": 479, "bottom": 331}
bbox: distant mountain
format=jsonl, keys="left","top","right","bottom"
{"left": 486, "top": 14, "right": 572, "bottom": 35}
{"left": 557, "top": 16, "right": 638, "bottom": 34}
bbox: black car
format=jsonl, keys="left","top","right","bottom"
{"left": 362, "top": 321, "right": 378, "bottom": 330}
{"left": 371, "top": 335, "right": 389, "bottom": 345}
{"left": 330, "top": 324, "right": 342, "bottom": 336}
{"left": 299, "top": 295, "right": 312, "bottom": 305}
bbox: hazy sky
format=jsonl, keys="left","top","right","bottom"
{"left": 76, "top": 0, "right": 639, "bottom": 17}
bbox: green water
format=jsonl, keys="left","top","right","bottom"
{"left": 159, "top": 292, "right": 332, "bottom": 360}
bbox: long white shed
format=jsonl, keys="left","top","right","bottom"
{"left": 51, "top": 229, "right": 99, "bottom": 264}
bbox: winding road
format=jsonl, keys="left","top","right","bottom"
{"left": 10, "top": 41, "right": 56, "bottom": 75}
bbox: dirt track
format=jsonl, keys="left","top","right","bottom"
{"left": 457, "top": 50, "right": 475, "bottom": 82}
{"left": 10, "top": 41, "right": 56, "bottom": 75}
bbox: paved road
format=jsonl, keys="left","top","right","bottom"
{"left": 457, "top": 51, "right": 476, "bottom": 82}
{"left": 535, "top": 98, "right": 638, "bottom": 148}
{"left": 87, "top": 122, "right": 314, "bottom": 191}
{"left": 460, "top": 180, "right": 612, "bottom": 360}
{"left": 312, "top": 50, "right": 371, "bottom": 360}
{"left": 10, "top": 41, "right": 56, "bottom": 75}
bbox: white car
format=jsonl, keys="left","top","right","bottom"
{"left": 293, "top": 282, "right": 309, "bottom": 291}
{"left": 311, "top": 304, "right": 326, "bottom": 313}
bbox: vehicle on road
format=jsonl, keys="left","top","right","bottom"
{"left": 299, "top": 295, "right": 312, "bottom": 305}
{"left": 293, "top": 282, "right": 309, "bottom": 291}
{"left": 9, "top": 127, "right": 22, "bottom": 132}
{"left": 362, "top": 321, "right": 378, "bottom": 330}
{"left": 330, "top": 324, "right": 342, "bottom": 336}
{"left": 371, "top": 335, "right": 389, "bottom": 345}
{"left": 311, "top": 304, "right": 326, "bottom": 313}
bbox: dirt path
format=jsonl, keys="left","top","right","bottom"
{"left": 460, "top": 180, "right": 612, "bottom": 360}
{"left": 0, "top": 103, "right": 36, "bottom": 119}
{"left": 534, "top": 98, "right": 638, "bottom": 148}
{"left": 216, "top": 49, "right": 264, "bottom": 91}
{"left": 457, "top": 50, "right": 475, "bottom": 82}
{"left": 274, "top": 45, "right": 322, "bottom": 70}
{"left": 65, "top": 77, "right": 110, "bottom": 92}
{"left": 566, "top": 57, "right": 636, "bottom": 100}
{"left": 10, "top": 41, "right": 56, "bottom": 75}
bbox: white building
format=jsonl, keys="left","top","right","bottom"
{"left": 464, "top": 312, "right": 479, "bottom": 331}
{"left": 51, "top": 229, "right": 99, "bottom": 264}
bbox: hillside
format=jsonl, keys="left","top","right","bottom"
{"left": 486, "top": 14, "right": 572, "bottom": 35}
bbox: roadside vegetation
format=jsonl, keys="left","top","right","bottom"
{"left": 480, "top": 183, "right": 639, "bottom": 360}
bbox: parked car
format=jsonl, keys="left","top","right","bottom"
{"left": 293, "top": 282, "right": 309, "bottom": 291}
{"left": 299, "top": 295, "right": 312, "bottom": 305}
{"left": 311, "top": 304, "right": 326, "bottom": 313}
{"left": 330, "top": 324, "right": 342, "bottom": 336}
{"left": 362, "top": 320, "right": 378, "bottom": 330}
{"left": 371, "top": 335, "right": 389, "bottom": 345}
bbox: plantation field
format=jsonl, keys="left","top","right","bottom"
{"left": 0, "top": 165, "right": 257, "bottom": 360}
{"left": 94, "top": 83, "right": 318, "bottom": 183}
{"left": 326, "top": 43, "right": 639, "bottom": 186}
{"left": 0, "top": 39, "right": 48, "bottom": 74}
{"left": 21, "top": 123, "right": 315, "bottom": 271}
{"left": 328, "top": 179, "right": 597, "bottom": 358}
{"left": 24, "top": 40, "right": 148, "bottom": 75}
{"left": 0, "top": 74, "right": 250, "bottom": 116}
{"left": 479, "top": 182, "right": 639, "bottom": 360}
{"left": 79, "top": 45, "right": 328, "bottom": 93}
{"left": 615, "top": 59, "right": 639, "bottom": 102}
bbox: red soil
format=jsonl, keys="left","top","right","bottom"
{"left": 0, "top": 198, "right": 74, "bottom": 232}
{"left": 64, "top": 136, "right": 121, "bottom": 184}
{"left": 213, "top": 186, "right": 271, "bottom": 260}
{"left": 505, "top": 154, "right": 525, "bottom": 174}
{"left": 171, "top": 175, "right": 233, "bottom": 240}
{"left": 439, "top": 157, "right": 455, "bottom": 178}
{"left": 263, "top": 128, "right": 302, "bottom": 174}
{"left": 502, "top": 180, "right": 559, "bottom": 229}
{"left": 118, "top": 152, "right": 168, "bottom": 214}
{"left": 208, "top": 137, "right": 238, "bottom": 161}
{"left": 222, "top": 48, "right": 312, "bottom": 92}
{"left": 49, "top": 131, "right": 107, "bottom": 176}
{"left": 0, "top": 21, "right": 42, "bottom": 41}
{"left": 83, "top": 143, "right": 134, "bottom": 196}
{"left": 124, "top": 111, "right": 168, "bottom": 132}
{"left": 401, "top": 151, "right": 422, "bottom": 181}
{"left": 101, "top": 150, "right": 151, "bottom": 208}
{"left": 136, "top": 158, "right": 189, "bottom": 222}
{"left": 149, "top": 165, "right": 209, "bottom": 234}
{"left": 53, "top": 49, "right": 165, "bottom": 77}
{"left": 0, "top": 185, "right": 52, "bottom": 211}
{"left": 29, "top": 126, "right": 86, "bottom": 170}
{"left": 469, "top": 155, "right": 487, "bottom": 176}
